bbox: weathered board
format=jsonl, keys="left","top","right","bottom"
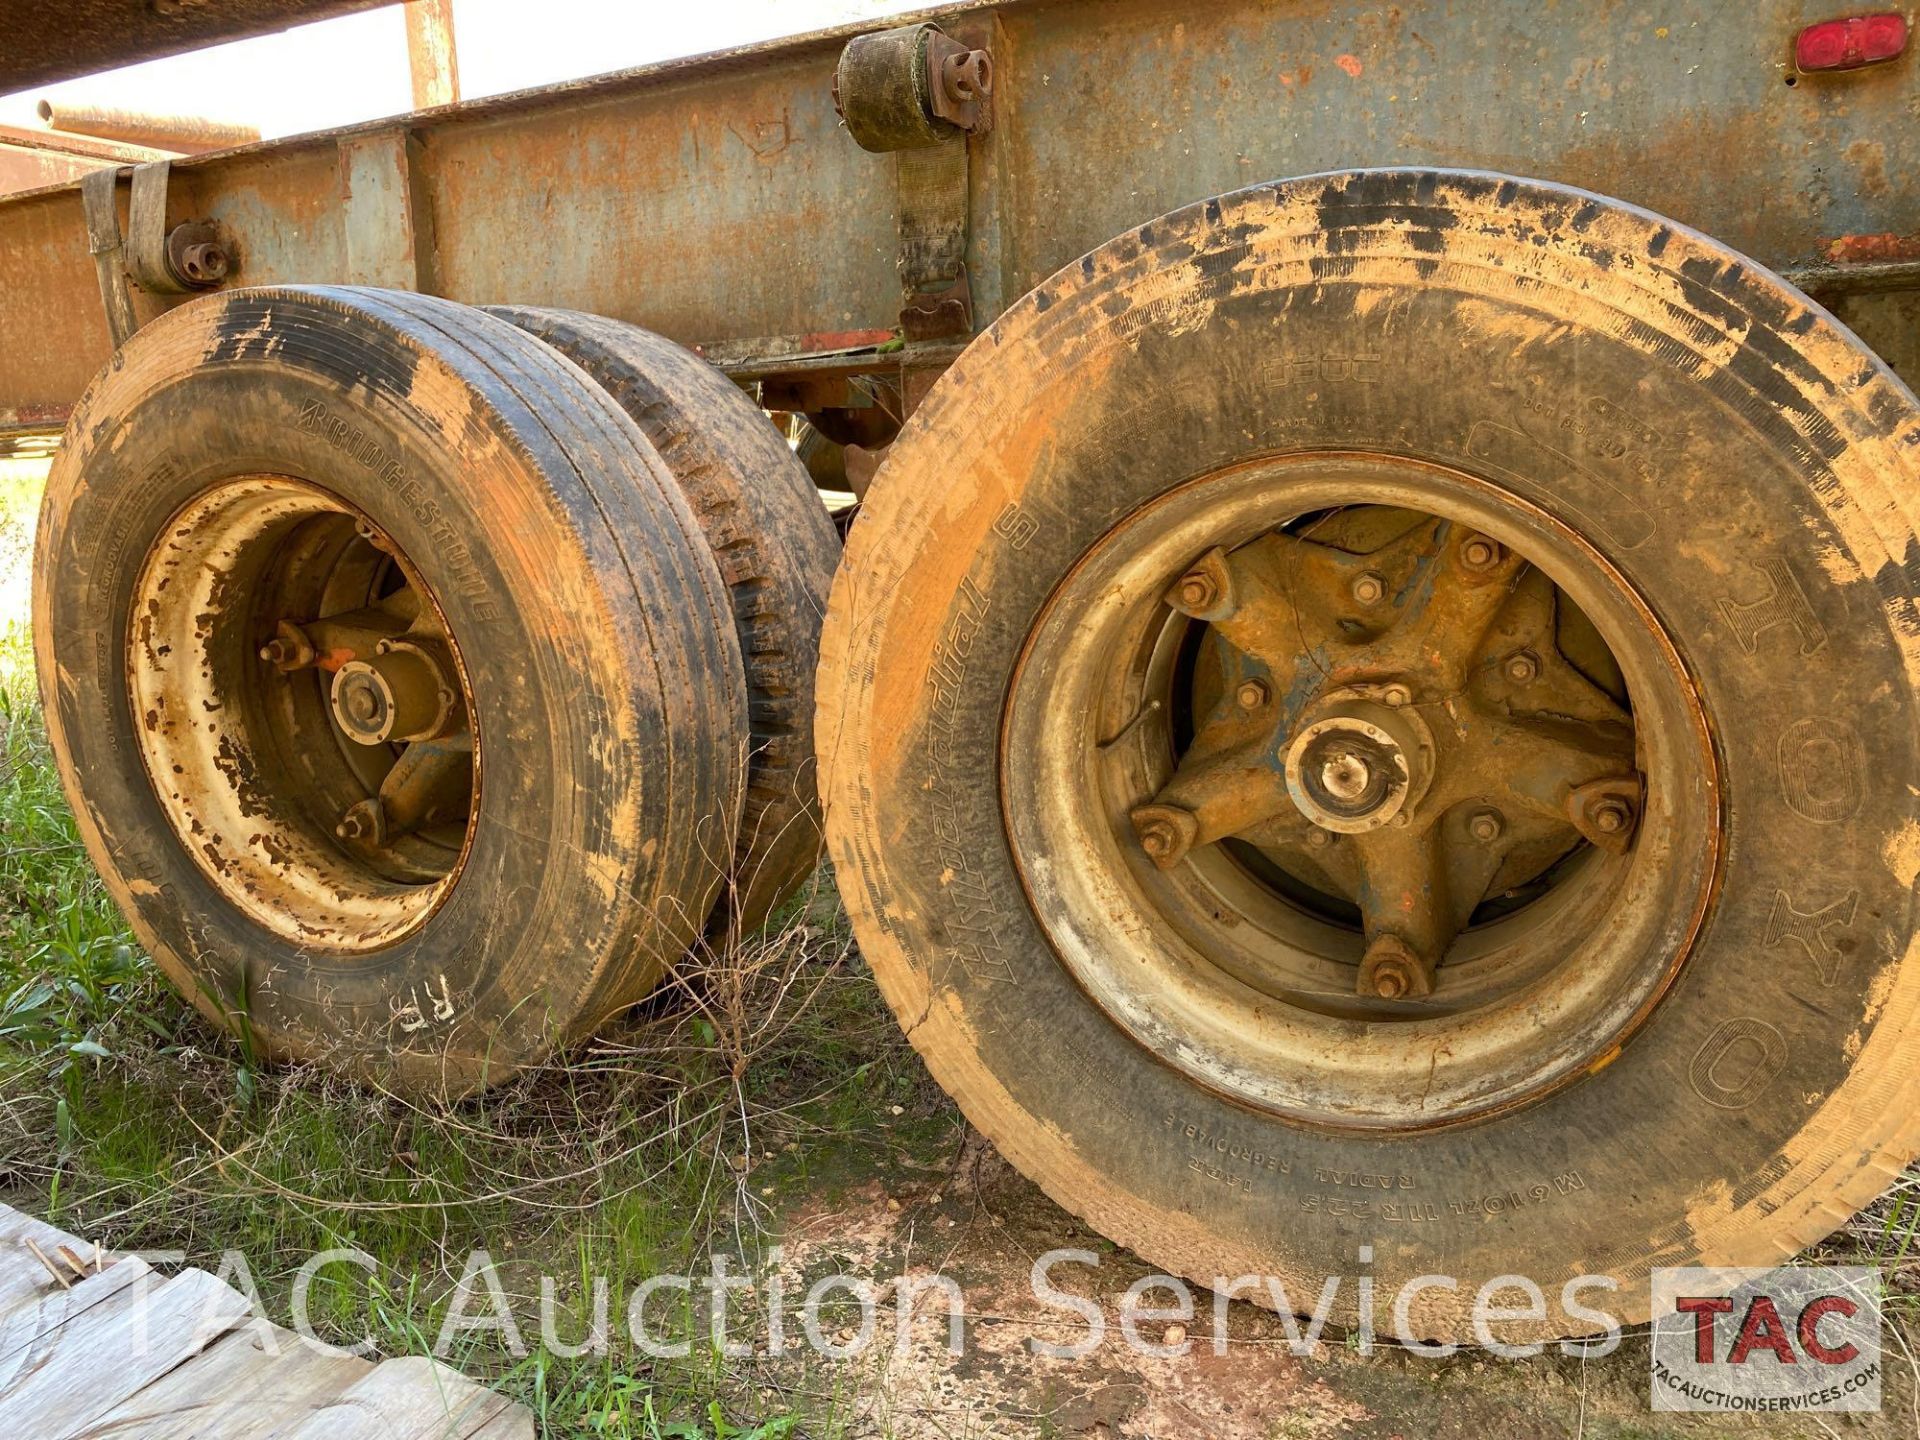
{"left": 0, "top": 1202, "right": 533, "bottom": 1439}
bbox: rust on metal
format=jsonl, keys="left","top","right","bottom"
{"left": 0, "top": 0, "right": 1914, "bottom": 428}
{"left": 1129, "top": 507, "right": 1645, "bottom": 997}
{"left": 36, "top": 100, "right": 260, "bottom": 154}
{"left": 0, "top": 124, "right": 163, "bottom": 199}
{"left": 403, "top": 0, "right": 461, "bottom": 111}
{"left": 2, "top": 0, "right": 393, "bottom": 91}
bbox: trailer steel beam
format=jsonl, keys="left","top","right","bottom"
{"left": 1, "top": 0, "right": 1914, "bottom": 431}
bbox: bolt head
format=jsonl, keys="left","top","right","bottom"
{"left": 1177, "top": 572, "right": 1218, "bottom": 610}
{"left": 1460, "top": 535, "right": 1501, "bottom": 571}
{"left": 1351, "top": 572, "right": 1386, "bottom": 606}
{"left": 1306, "top": 827, "right": 1332, "bottom": 849}
{"left": 1236, "top": 679, "right": 1270, "bottom": 710}
{"left": 1382, "top": 683, "right": 1411, "bottom": 707}
{"left": 1372, "top": 965, "right": 1410, "bottom": 999}
{"left": 1505, "top": 651, "right": 1540, "bottom": 683}
{"left": 1468, "top": 809, "right": 1505, "bottom": 843}
{"left": 1593, "top": 802, "right": 1629, "bottom": 834}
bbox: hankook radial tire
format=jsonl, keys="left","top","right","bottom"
{"left": 487, "top": 307, "right": 840, "bottom": 939}
{"left": 816, "top": 170, "right": 1920, "bottom": 1338}
{"left": 35, "top": 287, "right": 748, "bottom": 1095}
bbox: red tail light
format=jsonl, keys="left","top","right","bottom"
{"left": 1795, "top": 13, "right": 1909, "bottom": 72}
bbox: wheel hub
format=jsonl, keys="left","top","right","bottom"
{"left": 1127, "top": 512, "right": 1643, "bottom": 999}
{"left": 1001, "top": 454, "right": 1719, "bottom": 1127}
{"left": 1282, "top": 697, "right": 1430, "bottom": 833}
{"left": 128, "top": 477, "right": 479, "bottom": 949}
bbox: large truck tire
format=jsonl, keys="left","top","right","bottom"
{"left": 488, "top": 307, "right": 840, "bottom": 939}
{"left": 817, "top": 170, "right": 1920, "bottom": 1337}
{"left": 35, "top": 286, "right": 747, "bottom": 1095}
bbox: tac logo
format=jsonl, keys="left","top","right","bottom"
{"left": 1651, "top": 1267, "right": 1881, "bottom": 1413}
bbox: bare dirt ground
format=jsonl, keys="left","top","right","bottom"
{"left": 752, "top": 1136, "right": 1917, "bottom": 1440}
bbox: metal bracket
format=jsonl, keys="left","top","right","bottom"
{"left": 128, "top": 160, "right": 230, "bottom": 295}
{"left": 895, "top": 138, "right": 973, "bottom": 340}
{"left": 79, "top": 167, "right": 136, "bottom": 349}
{"left": 834, "top": 22, "right": 990, "bottom": 342}
{"left": 79, "top": 160, "right": 232, "bottom": 349}
{"left": 833, "top": 23, "right": 993, "bottom": 152}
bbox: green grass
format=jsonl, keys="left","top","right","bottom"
{"left": 0, "top": 452, "right": 958, "bottom": 1436}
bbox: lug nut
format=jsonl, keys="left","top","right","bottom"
{"left": 1358, "top": 935, "right": 1433, "bottom": 1000}
{"left": 1381, "top": 683, "right": 1411, "bottom": 708}
{"left": 1593, "top": 800, "right": 1630, "bottom": 834}
{"left": 1306, "top": 828, "right": 1333, "bottom": 849}
{"left": 1566, "top": 777, "right": 1643, "bottom": 854}
{"left": 1468, "top": 808, "right": 1505, "bottom": 843}
{"left": 258, "top": 620, "right": 317, "bottom": 672}
{"left": 1351, "top": 572, "right": 1387, "bottom": 606}
{"left": 1236, "top": 678, "right": 1270, "bottom": 710}
{"left": 1129, "top": 804, "right": 1199, "bottom": 871}
{"left": 1505, "top": 651, "right": 1540, "bottom": 684}
{"left": 1176, "top": 571, "right": 1219, "bottom": 611}
{"left": 335, "top": 799, "right": 386, "bottom": 844}
{"left": 1459, "top": 534, "right": 1502, "bottom": 572}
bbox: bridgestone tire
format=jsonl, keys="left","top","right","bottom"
{"left": 35, "top": 286, "right": 748, "bottom": 1095}
{"left": 816, "top": 170, "right": 1920, "bottom": 1337}
{"left": 488, "top": 308, "right": 839, "bottom": 938}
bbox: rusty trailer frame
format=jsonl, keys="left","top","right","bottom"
{"left": 0, "top": 0, "right": 1914, "bottom": 437}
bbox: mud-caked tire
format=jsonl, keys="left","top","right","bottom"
{"left": 489, "top": 307, "right": 840, "bottom": 939}
{"left": 35, "top": 286, "right": 748, "bottom": 1095}
{"left": 818, "top": 170, "right": 1920, "bottom": 1337}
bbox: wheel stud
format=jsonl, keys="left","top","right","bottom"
{"left": 1567, "top": 777, "right": 1642, "bottom": 854}
{"left": 1504, "top": 650, "right": 1539, "bottom": 684}
{"left": 1351, "top": 571, "right": 1387, "bottom": 606}
{"left": 1359, "top": 934, "right": 1433, "bottom": 999}
{"left": 1164, "top": 548, "right": 1236, "bottom": 620}
{"left": 1130, "top": 803, "right": 1200, "bottom": 869}
{"left": 335, "top": 798, "right": 387, "bottom": 845}
{"left": 1306, "top": 827, "right": 1333, "bottom": 849}
{"left": 1468, "top": 808, "right": 1505, "bottom": 843}
{"left": 1236, "top": 678, "right": 1270, "bottom": 710}
{"left": 258, "top": 620, "right": 317, "bottom": 672}
{"left": 1178, "top": 573, "right": 1217, "bottom": 609}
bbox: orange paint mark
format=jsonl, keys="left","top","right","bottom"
{"left": 1335, "top": 53, "right": 1363, "bottom": 77}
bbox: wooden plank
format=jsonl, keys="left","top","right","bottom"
{"left": 0, "top": 1255, "right": 151, "bottom": 1367}
{"left": 89, "top": 1322, "right": 371, "bottom": 1440}
{"left": 267, "top": 1354, "right": 519, "bottom": 1440}
{"left": 0, "top": 1204, "right": 100, "bottom": 1322}
{"left": 0, "top": 1267, "right": 248, "bottom": 1437}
